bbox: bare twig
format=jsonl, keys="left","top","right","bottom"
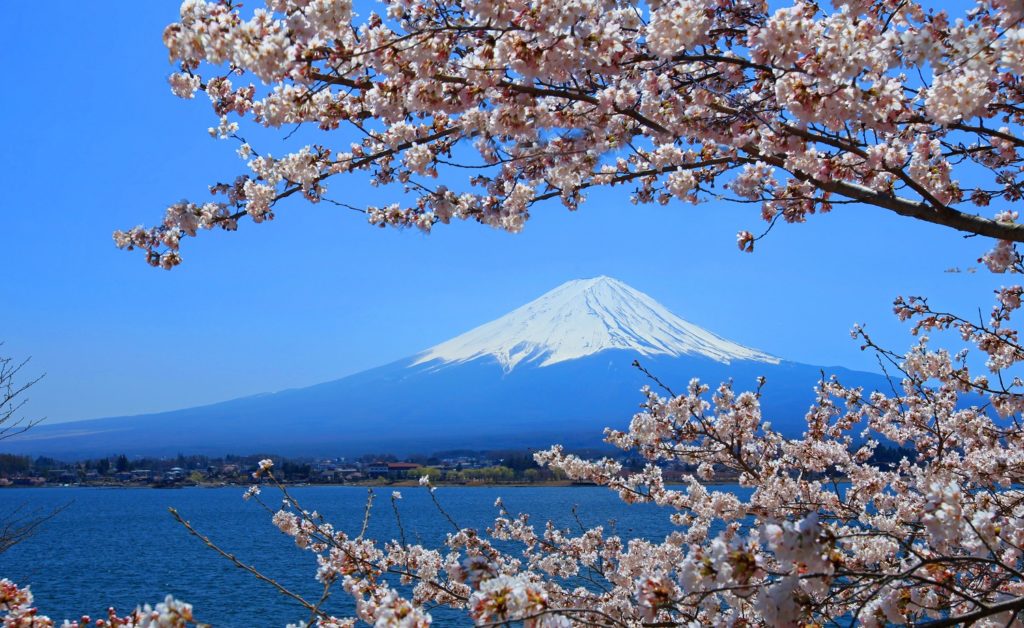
{"left": 168, "top": 507, "right": 329, "bottom": 620}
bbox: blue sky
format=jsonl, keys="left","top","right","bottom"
{"left": 0, "top": 2, "right": 1006, "bottom": 425}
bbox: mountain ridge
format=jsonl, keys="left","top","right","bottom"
{"left": 3, "top": 277, "right": 890, "bottom": 457}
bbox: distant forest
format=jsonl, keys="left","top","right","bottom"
{"left": 0, "top": 444, "right": 918, "bottom": 486}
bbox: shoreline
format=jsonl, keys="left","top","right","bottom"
{"left": 0, "top": 478, "right": 763, "bottom": 490}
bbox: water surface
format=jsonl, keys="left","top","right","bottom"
{"left": 1, "top": 485, "right": 748, "bottom": 626}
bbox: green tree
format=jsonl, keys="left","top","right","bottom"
{"left": 410, "top": 467, "right": 441, "bottom": 482}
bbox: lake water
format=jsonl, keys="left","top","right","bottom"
{"left": 0, "top": 485, "right": 748, "bottom": 626}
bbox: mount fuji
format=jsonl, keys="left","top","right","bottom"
{"left": 413, "top": 276, "right": 778, "bottom": 370}
{"left": 5, "top": 277, "right": 890, "bottom": 458}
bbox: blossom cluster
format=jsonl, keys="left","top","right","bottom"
{"left": 14, "top": 256, "right": 1024, "bottom": 623}
{"left": 84, "top": 284, "right": 1014, "bottom": 626}
{"left": 118, "top": 0, "right": 1024, "bottom": 267}
{"left": 0, "top": 579, "right": 198, "bottom": 627}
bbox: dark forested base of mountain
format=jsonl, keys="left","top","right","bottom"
{"left": 0, "top": 445, "right": 917, "bottom": 488}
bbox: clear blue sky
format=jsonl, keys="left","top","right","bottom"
{"left": 0, "top": 3, "right": 1004, "bottom": 424}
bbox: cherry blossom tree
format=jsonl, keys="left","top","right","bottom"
{"left": 8, "top": 0, "right": 1024, "bottom": 625}
{"left": 138, "top": 279, "right": 1023, "bottom": 627}
{"left": 0, "top": 581, "right": 199, "bottom": 627}
{"left": 8, "top": 290, "right": 1024, "bottom": 624}
{"left": 116, "top": 0, "right": 1024, "bottom": 268}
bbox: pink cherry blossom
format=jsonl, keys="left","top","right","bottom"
{"left": 118, "top": 0, "right": 1024, "bottom": 268}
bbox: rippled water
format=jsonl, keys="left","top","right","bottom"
{"left": 0, "top": 485, "right": 748, "bottom": 626}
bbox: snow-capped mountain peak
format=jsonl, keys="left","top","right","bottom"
{"left": 412, "top": 276, "right": 779, "bottom": 371}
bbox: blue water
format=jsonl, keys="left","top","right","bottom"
{"left": 0, "top": 485, "right": 748, "bottom": 626}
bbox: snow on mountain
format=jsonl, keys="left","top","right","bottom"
{"left": 413, "top": 276, "right": 779, "bottom": 372}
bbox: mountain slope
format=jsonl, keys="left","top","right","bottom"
{"left": 4, "top": 278, "right": 890, "bottom": 458}
{"left": 414, "top": 276, "right": 778, "bottom": 370}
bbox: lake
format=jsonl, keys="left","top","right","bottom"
{"left": 0, "top": 485, "right": 749, "bottom": 626}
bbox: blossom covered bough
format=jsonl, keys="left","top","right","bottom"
{"left": 8, "top": 283, "right": 1017, "bottom": 626}
{"left": 4, "top": 0, "right": 1019, "bottom": 624}
{"left": 0, "top": 579, "right": 201, "bottom": 627}
{"left": 116, "top": 0, "right": 1024, "bottom": 268}
{"left": 224, "top": 281, "right": 1024, "bottom": 627}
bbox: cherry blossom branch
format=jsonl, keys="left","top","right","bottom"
{"left": 118, "top": 0, "right": 1024, "bottom": 268}
{"left": 167, "top": 507, "right": 328, "bottom": 620}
